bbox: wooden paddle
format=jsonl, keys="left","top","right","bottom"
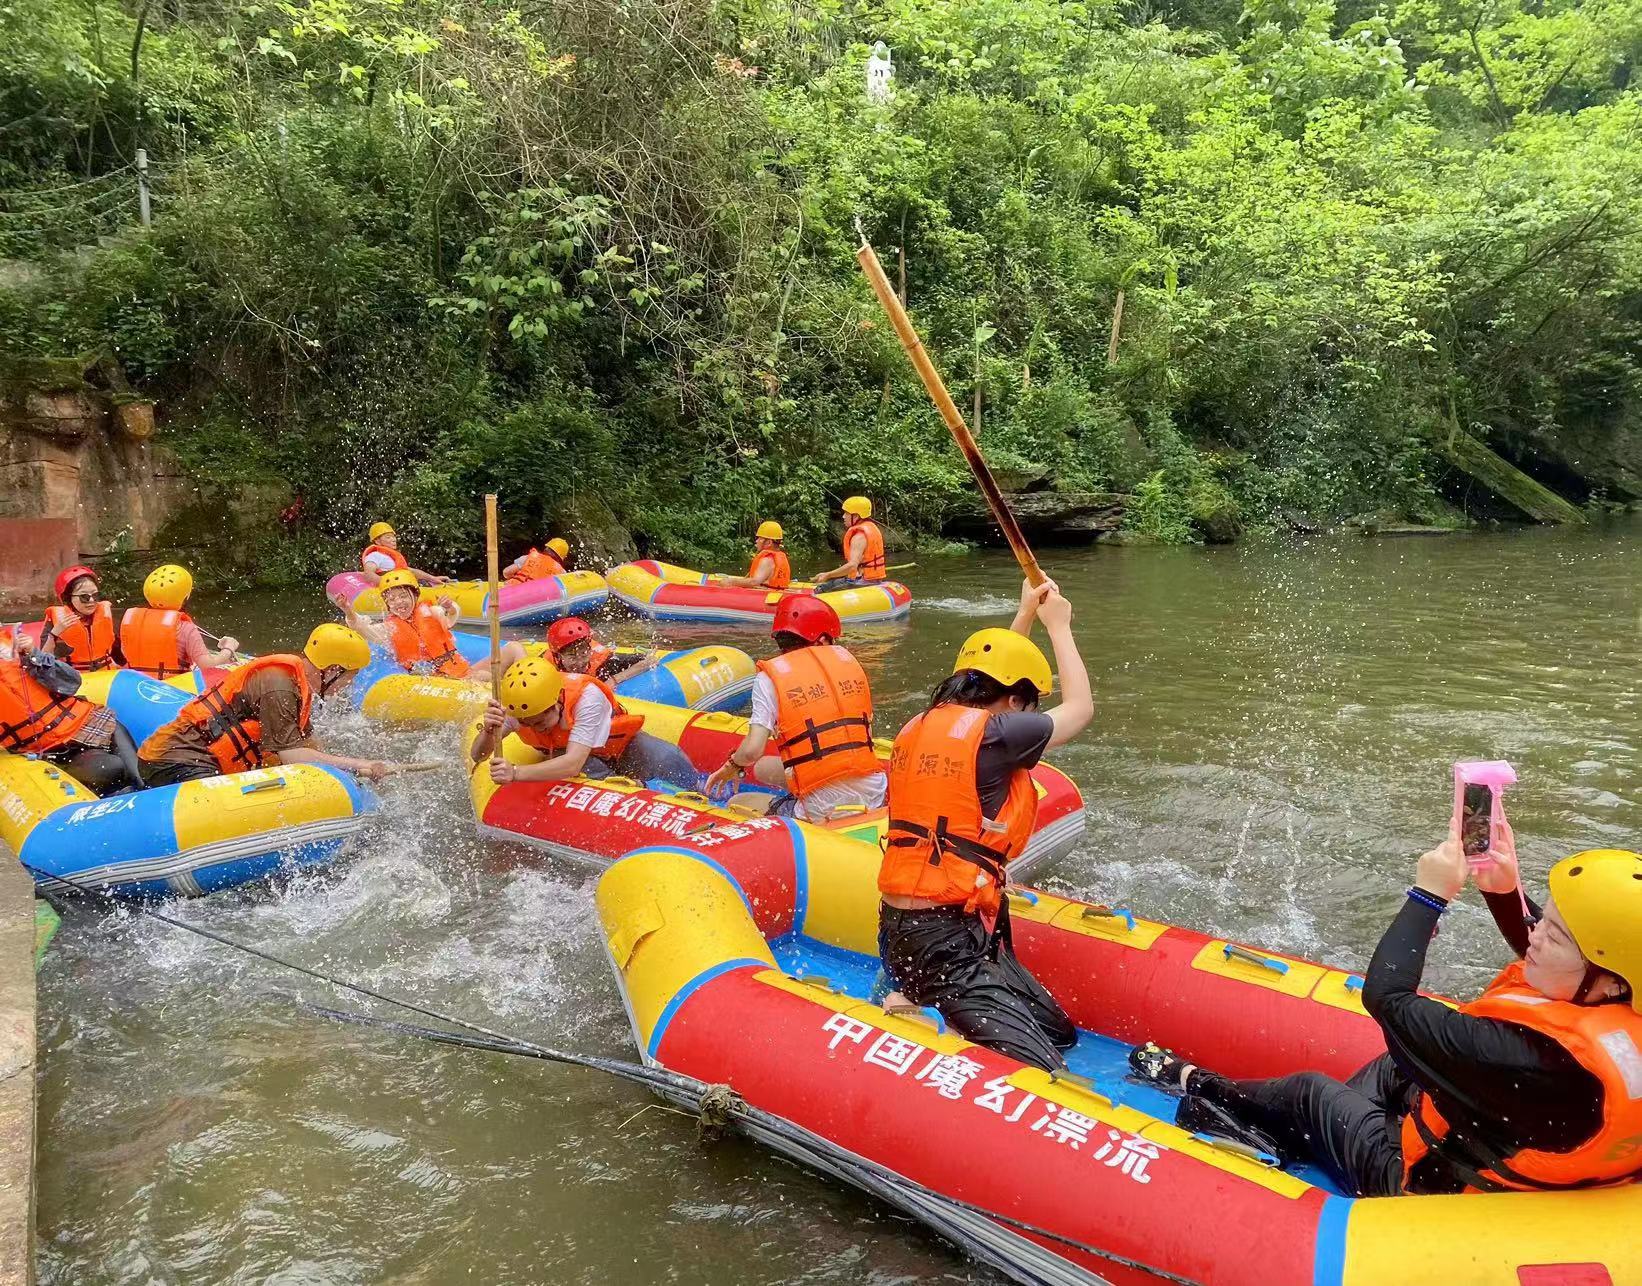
{"left": 854, "top": 220, "right": 1046, "bottom": 588}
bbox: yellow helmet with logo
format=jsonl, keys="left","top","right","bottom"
{"left": 842, "top": 496, "right": 872, "bottom": 518}
{"left": 953, "top": 628, "right": 1053, "bottom": 695}
{"left": 756, "top": 520, "right": 784, "bottom": 541}
{"left": 547, "top": 537, "right": 570, "bottom": 560}
{"left": 378, "top": 568, "right": 421, "bottom": 596}
{"left": 304, "top": 623, "right": 371, "bottom": 672}
{"left": 143, "top": 564, "right": 194, "bottom": 610}
{"left": 499, "top": 656, "right": 565, "bottom": 719}
{"left": 368, "top": 521, "right": 395, "bottom": 542}
{"left": 1549, "top": 849, "right": 1642, "bottom": 1013}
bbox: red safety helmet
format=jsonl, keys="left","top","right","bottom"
{"left": 771, "top": 594, "right": 841, "bottom": 646}
{"left": 546, "top": 616, "right": 593, "bottom": 653}
{"left": 53, "top": 564, "right": 99, "bottom": 602}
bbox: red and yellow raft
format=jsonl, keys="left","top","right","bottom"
{"left": 466, "top": 699, "right": 1085, "bottom": 875}
{"left": 607, "top": 560, "right": 911, "bottom": 625}
{"left": 594, "top": 828, "right": 1637, "bottom": 1286}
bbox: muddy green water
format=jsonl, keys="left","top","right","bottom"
{"left": 33, "top": 524, "right": 1642, "bottom": 1284}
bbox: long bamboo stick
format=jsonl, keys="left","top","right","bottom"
{"left": 484, "top": 494, "right": 501, "bottom": 702}
{"left": 854, "top": 222, "right": 1046, "bottom": 587}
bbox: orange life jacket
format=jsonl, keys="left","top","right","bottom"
{"left": 385, "top": 605, "right": 469, "bottom": 678}
{"left": 140, "top": 655, "right": 313, "bottom": 774}
{"left": 878, "top": 704, "right": 1037, "bottom": 916}
{"left": 0, "top": 657, "right": 97, "bottom": 754}
{"left": 44, "top": 602, "right": 116, "bottom": 671}
{"left": 846, "top": 520, "right": 887, "bottom": 581}
{"left": 588, "top": 642, "right": 617, "bottom": 679}
{"left": 120, "top": 606, "right": 194, "bottom": 679}
{"left": 1401, "top": 959, "right": 1642, "bottom": 1193}
{"left": 361, "top": 543, "right": 408, "bottom": 573}
{"left": 517, "top": 672, "right": 643, "bottom": 760}
{"left": 0, "top": 624, "right": 16, "bottom": 661}
{"left": 750, "top": 549, "right": 792, "bottom": 590}
{"left": 505, "top": 548, "right": 566, "bottom": 584}
{"left": 756, "top": 645, "right": 878, "bottom": 796}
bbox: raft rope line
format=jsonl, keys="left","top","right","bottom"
{"left": 25, "top": 862, "right": 1204, "bottom": 1286}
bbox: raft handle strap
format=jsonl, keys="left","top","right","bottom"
{"left": 1223, "top": 943, "right": 1289, "bottom": 975}
{"left": 1190, "top": 1132, "right": 1280, "bottom": 1168}
{"left": 1081, "top": 905, "right": 1137, "bottom": 932}
{"left": 240, "top": 777, "right": 288, "bottom": 795}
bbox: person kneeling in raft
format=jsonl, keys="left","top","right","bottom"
{"left": 2, "top": 637, "right": 143, "bottom": 793}
{"left": 711, "top": 521, "right": 792, "bottom": 590}
{"left": 120, "top": 565, "right": 240, "bottom": 679}
{"left": 1132, "top": 838, "right": 1642, "bottom": 1197}
{"left": 138, "top": 625, "right": 400, "bottom": 787}
{"left": 359, "top": 521, "right": 448, "bottom": 587}
{"left": 703, "top": 595, "right": 884, "bottom": 822}
{"left": 877, "top": 577, "right": 1095, "bottom": 1073}
{"left": 547, "top": 617, "right": 659, "bottom": 686}
{"left": 503, "top": 536, "right": 571, "bottom": 584}
{"left": 472, "top": 657, "right": 698, "bottom": 791}
{"left": 811, "top": 496, "right": 886, "bottom": 591}
{"left": 344, "top": 569, "right": 524, "bottom": 681}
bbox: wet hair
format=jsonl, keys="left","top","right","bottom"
{"left": 929, "top": 669, "right": 1041, "bottom": 712}
{"left": 774, "top": 630, "right": 830, "bottom": 653}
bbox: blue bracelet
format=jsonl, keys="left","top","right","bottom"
{"left": 1406, "top": 886, "right": 1450, "bottom": 914}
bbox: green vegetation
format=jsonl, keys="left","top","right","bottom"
{"left": 3, "top": 0, "right": 1640, "bottom": 567}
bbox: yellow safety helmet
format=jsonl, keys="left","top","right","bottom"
{"left": 547, "top": 537, "right": 570, "bottom": 560}
{"left": 377, "top": 568, "right": 422, "bottom": 596}
{"left": 368, "top": 521, "right": 396, "bottom": 542}
{"left": 842, "top": 496, "right": 872, "bottom": 518}
{"left": 499, "top": 656, "right": 565, "bottom": 719}
{"left": 1549, "top": 849, "right": 1642, "bottom": 1013}
{"left": 143, "top": 564, "right": 194, "bottom": 610}
{"left": 953, "top": 627, "right": 1053, "bottom": 696}
{"left": 756, "top": 520, "right": 785, "bottom": 541}
{"left": 304, "top": 623, "right": 371, "bottom": 672}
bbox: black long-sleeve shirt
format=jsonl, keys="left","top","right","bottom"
{"left": 1361, "top": 888, "right": 1604, "bottom": 1192}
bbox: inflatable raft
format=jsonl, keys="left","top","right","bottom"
{"left": 1, "top": 665, "right": 379, "bottom": 897}
{"left": 468, "top": 699, "right": 1085, "bottom": 876}
{"left": 596, "top": 832, "right": 1636, "bottom": 1286}
{"left": 353, "top": 632, "right": 755, "bottom": 723}
{"left": 607, "top": 561, "right": 911, "bottom": 626}
{"left": 326, "top": 568, "right": 608, "bottom": 627}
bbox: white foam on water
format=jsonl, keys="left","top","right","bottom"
{"left": 914, "top": 593, "right": 1018, "bottom": 615}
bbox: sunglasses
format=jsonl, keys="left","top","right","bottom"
{"left": 70, "top": 591, "right": 99, "bottom": 602}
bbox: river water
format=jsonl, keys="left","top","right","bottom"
{"left": 32, "top": 523, "right": 1641, "bottom": 1284}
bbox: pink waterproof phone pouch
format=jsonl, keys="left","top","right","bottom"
{"left": 1453, "top": 760, "right": 1516, "bottom": 871}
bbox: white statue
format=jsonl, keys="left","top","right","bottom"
{"left": 866, "top": 41, "right": 894, "bottom": 104}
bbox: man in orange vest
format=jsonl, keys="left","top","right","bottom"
{"left": 343, "top": 569, "right": 523, "bottom": 680}
{"left": 877, "top": 577, "right": 1094, "bottom": 1072}
{"left": 703, "top": 595, "right": 884, "bottom": 821}
{"left": 503, "top": 537, "right": 571, "bottom": 584}
{"left": 138, "top": 624, "right": 395, "bottom": 787}
{"left": 470, "top": 656, "right": 697, "bottom": 790}
{"left": 2, "top": 639, "right": 142, "bottom": 793}
{"left": 812, "top": 496, "right": 888, "bottom": 589}
{"left": 119, "top": 565, "right": 240, "bottom": 679}
{"left": 713, "top": 521, "right": 792, "bottom": 590}
{"left": 41, "top": 565, "right": 121, "bottom": 671}
{"left": 359, "top": 521, "right": 448, "bottom": 587}
{"left": 1130, "top": 840, "right": 1642, "bottom": 1197}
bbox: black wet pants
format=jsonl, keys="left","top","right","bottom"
{"left": 46, "top": 726, "right": 144, "bottom": 795}
{"left": 138, "top": 757, "right": 221, "bottom": 788}
{"left": 878, "top": 902, "right": 1076, "bottom": 1072}
{"left": 1192, "top": 1052, "right": 1410, "bottom": 1196}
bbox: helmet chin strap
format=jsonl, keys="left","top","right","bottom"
{"left": 318, "top": 665, "right": 345, "bottom": 698}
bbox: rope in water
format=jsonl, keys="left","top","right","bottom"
{"left": 27, "top": 862, "right": 1205, "bottom": 1286}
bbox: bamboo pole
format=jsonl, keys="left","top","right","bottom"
{"left": 853, "top": 221, "right": 1046, "bottom": 587}
{"left": 484, "top": 494, "right": 501, "bottom": 701}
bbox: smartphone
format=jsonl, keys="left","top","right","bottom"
{"left": 1461, "top": 783, "right": 1494, "bottom": 858}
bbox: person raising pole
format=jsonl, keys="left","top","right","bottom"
{"left": 359, "top": 521, "right": 448, "bottom": 587}
{"left": 704, "top": 595, "right": 885, "bottom": 821}
{"left": 812, "top": 497, "right": 887, "bottom": 589}
{"left": 120, "top": 565, "right": 240, "bottom": 679}
{"left": 339, "top": 569, "right": 523, "bottom": 681}
{"left": 714, "top": 521, "right": 793, "bottom": 590}
{"left": 878, "top": 577, "right": 1094, "bottom": 1070}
